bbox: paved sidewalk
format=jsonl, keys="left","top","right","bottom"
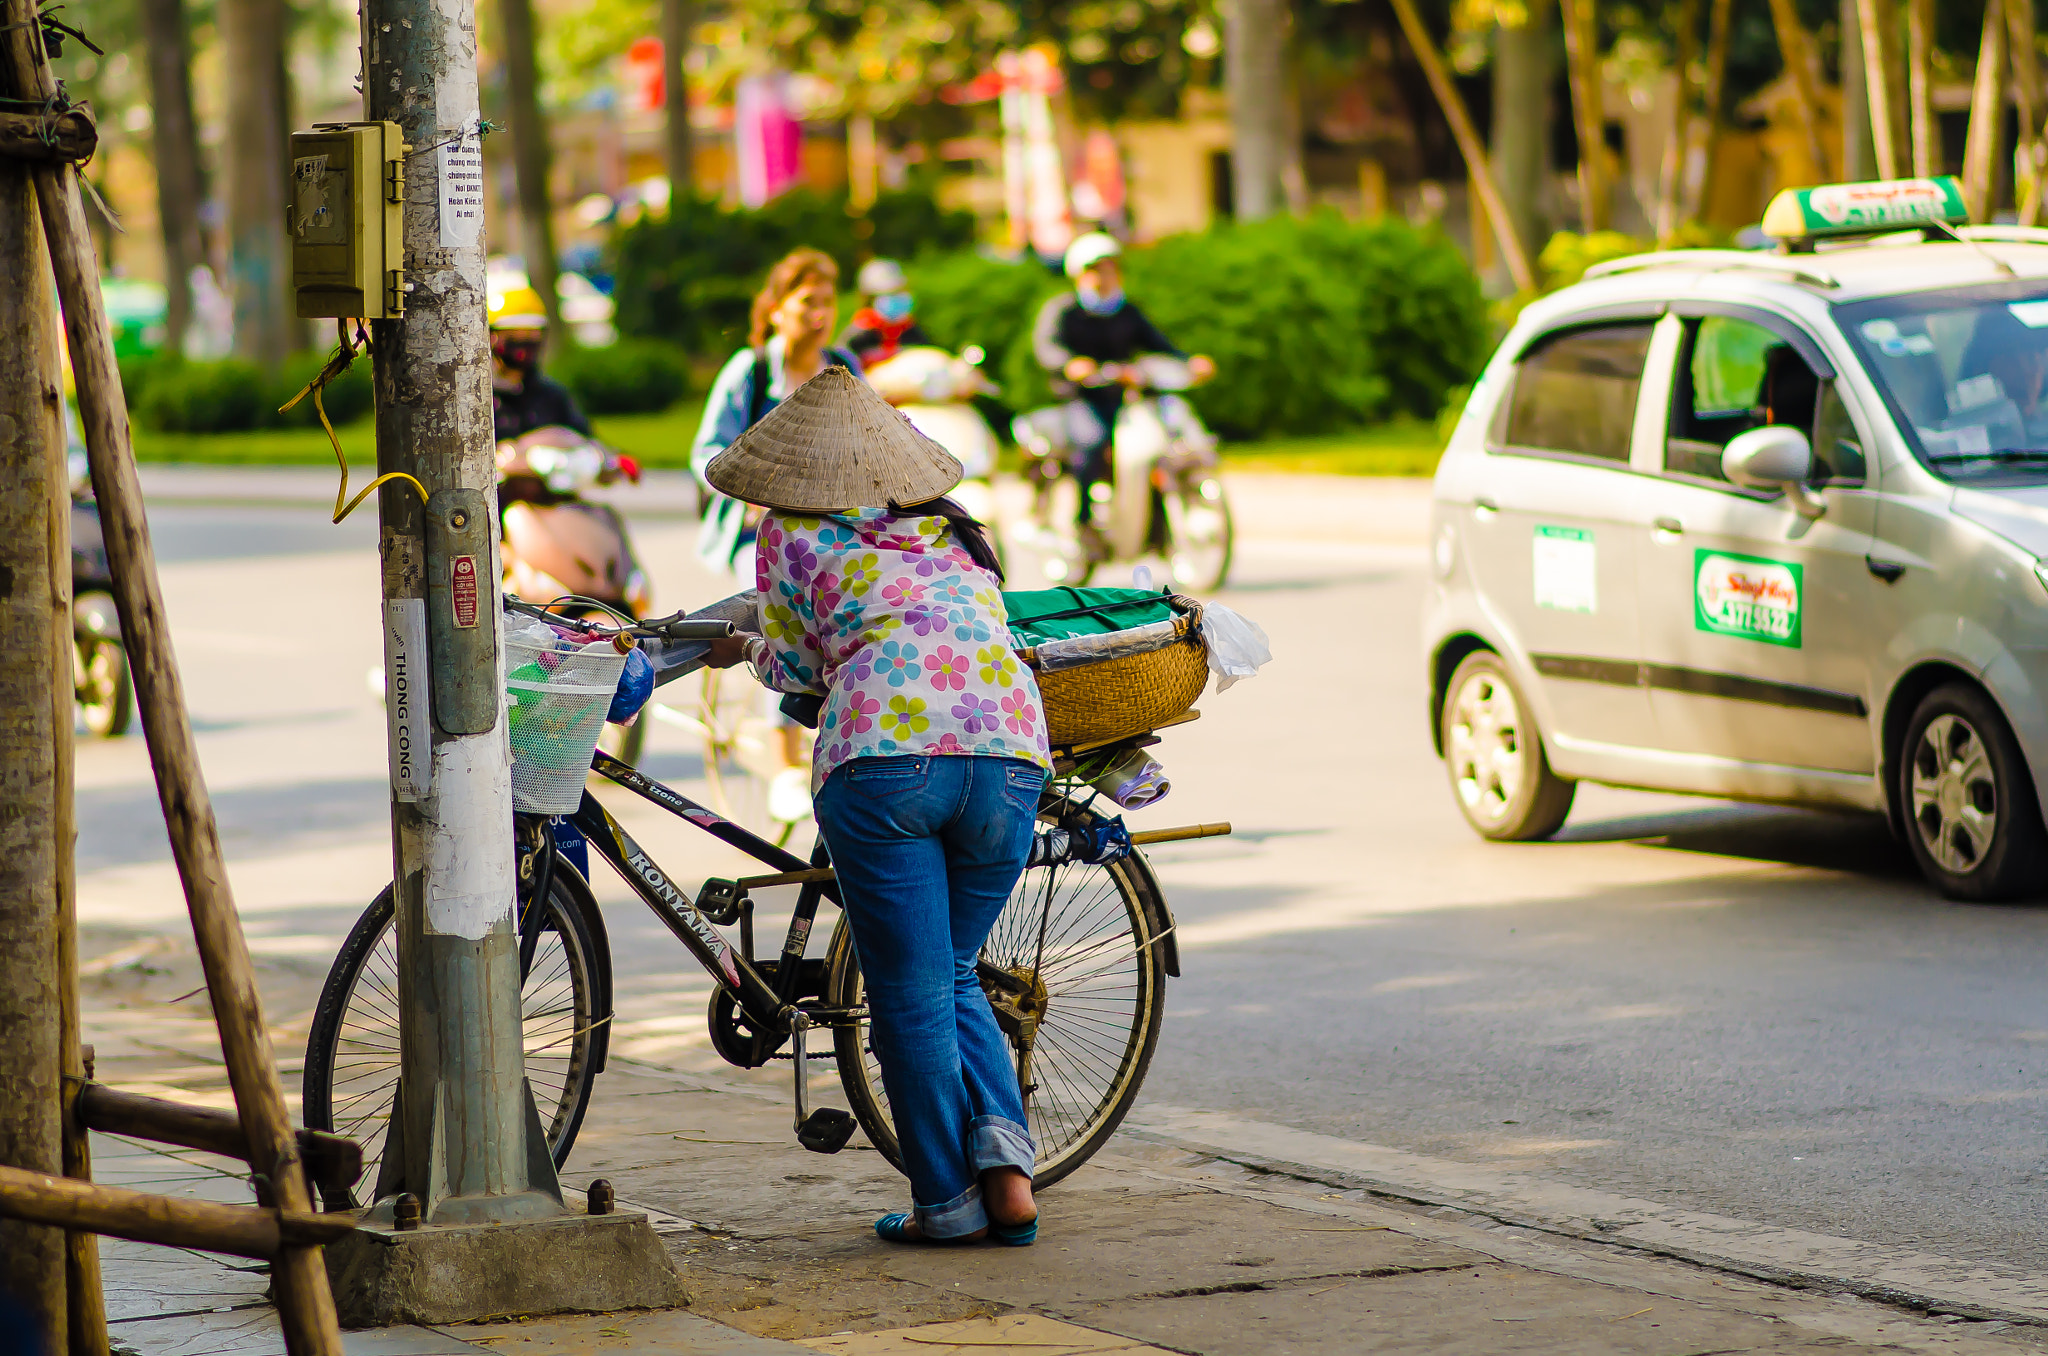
{"left": 75, "top": 933, "right": 2046, "bottom": 1356}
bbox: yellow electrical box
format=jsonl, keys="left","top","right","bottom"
{"left": 288, "top": 122, "right": 407, "bottom": 319}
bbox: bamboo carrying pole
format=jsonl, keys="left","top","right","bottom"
{"left": 0, "top": 4, "right": 344, "bottom": 1352}
{"left": 0, "top": 1166, "right": 356, "bottom": 1260}
{"left": 1385, "top": 0, "right": 1536, "bottom": 293}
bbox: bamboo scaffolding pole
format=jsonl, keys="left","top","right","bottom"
{"left": 0, "top": 1166, "right": 356, "bottom": 1260}
{"left": 74, "top": 1085, "right": 364, "bottom": 1207}
{"left": 0, "top": 3, "right": 344, "bottom": 1350}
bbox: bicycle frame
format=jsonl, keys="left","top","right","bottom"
{"left": 558, "top": 750, "right": 851, "bottom": 1046}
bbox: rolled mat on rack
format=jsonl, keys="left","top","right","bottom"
{"left": 1008, "top": 589, "right": 1208, "bottom": 749}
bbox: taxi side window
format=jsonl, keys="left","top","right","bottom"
{"left": 1500, "top": 324, "right": 1654, "bottom": 465}
{"left": 1667, "top": 316, "right": 1822, "bottom": 482}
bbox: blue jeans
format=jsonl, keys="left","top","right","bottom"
{"left": 814, "top": 754, "right": 1046, "bottom": 1238}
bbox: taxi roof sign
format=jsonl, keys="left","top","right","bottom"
{"left": 1762, "top": 176, "right": 1968, "bottom": 244}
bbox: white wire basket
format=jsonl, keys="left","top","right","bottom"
{"left": 504, "top": 618, "right": 629, "bottom": 814}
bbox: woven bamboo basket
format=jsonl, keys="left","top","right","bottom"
{"left": 1022, "top": 598, "right": 1208, "bottom": 749}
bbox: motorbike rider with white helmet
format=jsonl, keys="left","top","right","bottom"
{"left": 837, "top": 258, "right": 936, "bottom": 368}
{"left": 1030, "top": 233, "right": 1213, "bottom": 547}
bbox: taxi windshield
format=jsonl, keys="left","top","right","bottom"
{"left": 1838, "top": 281, "right": 2048, "bottom": 484}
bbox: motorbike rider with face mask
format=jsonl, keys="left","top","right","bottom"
{"left": 837, "top": 258, "right": 935, "bottom": 368}
{"left": 490, "top": 284, "right": 593, "bottom": 443}
{"left": 1030, "top": 233, "right": 1214, "bottom": 547}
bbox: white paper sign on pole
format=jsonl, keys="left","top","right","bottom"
{"left": 384, "top": 598, "right": 432, "bottom": 801}
{"left": 438, "top": 138, "right": 485, "bottom": 248}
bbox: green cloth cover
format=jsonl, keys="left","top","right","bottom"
{"left": 1002, "top": 587, "right": 1179, "bottom": 643}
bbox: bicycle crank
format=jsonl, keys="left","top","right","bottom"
{"left": 789, "top": 1012, "right": 857, "bottom": 1154}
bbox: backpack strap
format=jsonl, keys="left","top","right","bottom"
{"left": 745, "top": 348, "right": 771, "bottom": 429}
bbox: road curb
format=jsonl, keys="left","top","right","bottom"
{"left": 1125, "top": 1107, "right": 2048, "bottom": 1329}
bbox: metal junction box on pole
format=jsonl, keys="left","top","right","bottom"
{"left": 288, "top": 122, "right": 406, "bottom": 319}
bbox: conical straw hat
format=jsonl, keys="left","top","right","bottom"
{"left": 704, "top": 365, "right": 964, "bottom": 513}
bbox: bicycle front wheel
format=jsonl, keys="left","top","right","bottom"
{"left": 827, "top": 792, "right": 1170, "bottom": 1189}
{"left": 302, "top": 870, "right": 606, "bottom": 1206}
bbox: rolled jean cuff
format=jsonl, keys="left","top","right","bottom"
{"left": 916, "top": 1182, "right": 988, "bottom": 1240}
{"left": 969, "top": 1116, "right": 1036, "bottom": 1178}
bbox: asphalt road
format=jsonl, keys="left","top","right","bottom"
{"left": 79, "top": 485, "right": 2048, "bottom": 1276}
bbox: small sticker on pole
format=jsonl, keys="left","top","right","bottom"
{"left": 451, "top": 555, "right": 480, "bottom": 628}
{"left": 383, "top": 598, "right": 432, "bottom": 801}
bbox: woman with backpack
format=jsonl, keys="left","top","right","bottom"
{"left": 692, "top": 247, "right": 864, "bottom": 575}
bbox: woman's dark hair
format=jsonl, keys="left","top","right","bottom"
{"left": 898, "top": 495, "right": 1004, "bottom": 583}
{"left": 749, "top": 247, "right": 839, "bottom": 348}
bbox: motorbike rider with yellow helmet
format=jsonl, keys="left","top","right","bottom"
{"left": 490, "top": 283, "right": 592, "bottom": 443}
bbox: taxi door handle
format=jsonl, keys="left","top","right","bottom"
{"left": 1866, "top": 555, "right": 1906, "bottom": 583}
{"left": 1652, "top": 516, "right": 1683, "bottom": 535}
{"left": 1474, "top": 496, "right": 1499, "bottom": 516}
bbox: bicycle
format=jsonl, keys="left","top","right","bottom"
{"left": 303, "top": 603, "right": 1225, "bottom": 1207}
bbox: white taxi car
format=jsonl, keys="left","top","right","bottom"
{"left": 1426, "top": 178, "right": 2048, "bottom": 900}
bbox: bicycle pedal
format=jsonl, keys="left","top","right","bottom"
{"left": 796, "top": 1108, "right": 856, "bottom": 1155}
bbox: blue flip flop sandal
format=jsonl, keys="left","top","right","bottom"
{"left": 874, "top": 1212, "right": 981, "bottom": 1245}
{"left": 989, "top": 1216, "right": 1038, "bottom": 1247}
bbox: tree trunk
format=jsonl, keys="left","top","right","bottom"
{"left": 1764, "top": 0, "right": 1831, "bottom": 182}
{"left": 660, "top": 0, "right": 694, "bottom": 197}
{"left": 1963, "top": 0, "right": 2007, "bottom": 222}
{"left": 1224, "top": 0, "right": 1288, "bottom": 220}
{"left": 1654, "top": 0, "right": 1699, "bottom": 239}
{"left": 1689, "top": 0, "right": 1733, "bottom": 221}
{"left": 0, "top": 107, "right": 70, "bottom": 1355}
{"left": 1839, "top": 0, "right": 1873, "bottom": 180}
{"left": 1492, "top": 0, "right": 1554, "bottom": 260}
{"left": 1558, "top": 0, "right": 1606, "bottom": 232}
{"left": 136, "top": 0, "right": 204, "bottom": 355}
{"left": 496, "top": 0, "right": 563, "bottom": 346}
{"left": 219, "top": 0, "right": 292, "bottom": 367}
{"left": 1856, "top": 0, "right": 1906, "bottom": 178}
{"left": 1905, "top": 0, "right": 1935, "bottom": 176}
{"left": 2005, "top": 0, "right": 2043, "bottom": 223}
{"left": 1387, "top": 0, "right": 1536, "bottom": 291}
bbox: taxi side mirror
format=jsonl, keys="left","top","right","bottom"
{"left": 1723, "top": 425, "right": 1825, "bottom": 518}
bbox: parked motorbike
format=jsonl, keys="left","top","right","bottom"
{"left": 497, "top": 426, "right": 651, "bottom": 761}
{"left": 864, "top": 344, "right": 1005, "bottom": 535}
{"left": 68, "top": 448, "right": 130, "bottom": 738}
{"left": 1012, "top": 355, "right": 1234, "bottom": 592}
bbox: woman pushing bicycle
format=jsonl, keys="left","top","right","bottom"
{"left": 702, "top": 366, "right": 1052, "bottom": 1246}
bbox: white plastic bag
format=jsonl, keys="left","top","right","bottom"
{"left": 1200, "top": 602, "right": 1272, "bottom": 693}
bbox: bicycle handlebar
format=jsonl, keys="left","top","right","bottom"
{"left": 504, "top": 594, "right": 738, "bottom": 642}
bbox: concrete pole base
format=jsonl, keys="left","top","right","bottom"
{"left": 324, "top": 1209, "right": 688, "bottom": 1328}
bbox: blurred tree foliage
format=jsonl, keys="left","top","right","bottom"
{"left": 609, "top": 187, "right": 977, "bottom": 355}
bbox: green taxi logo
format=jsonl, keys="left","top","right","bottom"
{"left": 1694, "top": 549, "right": 1801, "bottom": 648}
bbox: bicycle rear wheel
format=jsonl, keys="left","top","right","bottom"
{"left": 302, "top": 870, "right": 605, "bottom": 1206}
{"left": 827, "top": 791, "right": 1170, "bottom": 1189}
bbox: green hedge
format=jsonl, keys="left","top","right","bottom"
{"left": 918, "top": 214, "right": 1487, "bottom": 441}
{"left": 552, "top": 338, "right": 691, "bottom": 415}
{"left": 610, "top": 187, "right": 977, "bottom": 357}
{"left": 122, "top": 350, "right": 375, "bottom": 434}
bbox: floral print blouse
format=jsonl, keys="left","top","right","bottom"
{"left": 741, "top": 508, "right": 1054, "bottom": 793}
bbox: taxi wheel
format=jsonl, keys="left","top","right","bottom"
{"left": 1441, "top": 650, "right": 1575, "bottom": 842}
{"left": 1900, "top": 683, "right": 2048, "bottom": 902}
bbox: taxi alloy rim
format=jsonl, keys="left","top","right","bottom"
{"left": 1911, "top": 713, "right": 1998, "bottom": 874}
{"left": 1448, "top": 667, "right": 1525, "bottom": 823}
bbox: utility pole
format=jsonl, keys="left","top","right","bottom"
{"left": 363, "top": 0, "right": 555, "bottom": 1229}
{"left": 0, "top": 124, "right": 70, "bottom": 1353}
{"left": 325, "top": 0, "right": 685, "bottom": 1321}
